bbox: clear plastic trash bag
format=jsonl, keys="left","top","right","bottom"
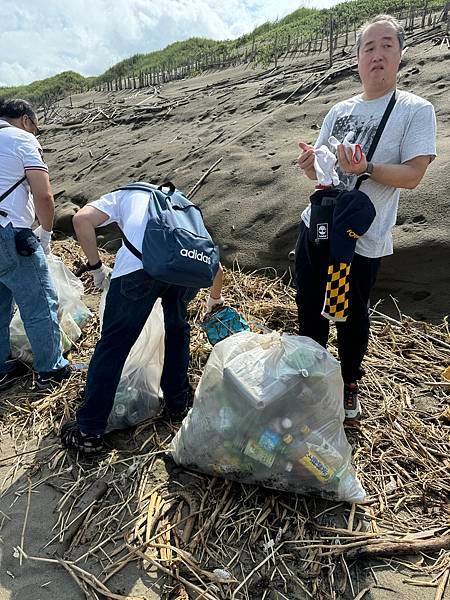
{"left": 10, "top": 254, "right": 91, "bottom": 364}
{"left": 99, "top": 283, "right": 165, "bottom": 432}
{"left": 171, "top": 331, "right": 366, "bottom": 503}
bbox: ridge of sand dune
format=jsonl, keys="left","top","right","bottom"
{"left": 41, "top": 40, "right": 449, "bottom": 322}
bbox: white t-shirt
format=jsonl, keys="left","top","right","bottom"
{"left": 301, "top": 90, "right": 437, "bottom": 258}
{"left": 0, "top": 119, "right": 48, "bottom": 228}
{"left": 90, "top": 185, "right": 156, "bottom": 279}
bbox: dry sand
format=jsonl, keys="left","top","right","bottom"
{"left": 39, "top": 39, "right": 450, "bottom": 322}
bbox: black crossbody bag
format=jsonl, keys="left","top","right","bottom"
{"left": 0, "top": 124, "right": 26, "bottom": 217}
{"left": 308, "top": 91, "right": 397, "bottom": 244}
{"left": 0, "top": 124, "right": 37, "bottom": 255}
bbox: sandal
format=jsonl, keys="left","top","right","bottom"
{"left": 60, "top": 420, "right": 104, "bottom": 454}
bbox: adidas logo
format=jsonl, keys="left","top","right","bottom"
{"left": 180, "top": 248, "right": 211, "bottom": 264}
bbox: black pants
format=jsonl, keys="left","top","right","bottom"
{"left": 295, "top": 222, "right": 381, "bottom": 384}
{"left": 77, "top": 270, "right": 198, "bottom": 435}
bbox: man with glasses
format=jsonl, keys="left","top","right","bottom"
{"left": 0, "top": 98, "right": 71, "bottom": 391}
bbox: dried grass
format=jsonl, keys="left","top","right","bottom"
{"left": 1, "top": 239, "right": 449, "bottom": 600}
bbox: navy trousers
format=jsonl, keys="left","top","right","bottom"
{"left": 77, "top": 269, "right": 198, "bottom": 434}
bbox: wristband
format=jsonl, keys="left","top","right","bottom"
{"left": 87, "top": 260, "right": 102, "bottom": 271}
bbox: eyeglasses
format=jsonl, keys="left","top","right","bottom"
{"left": 24, "top": 114, "right": 40, "bottom": 136}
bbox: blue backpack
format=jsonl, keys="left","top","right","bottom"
{"left": 117, "top": 182, "right": 220, "bottom": 288}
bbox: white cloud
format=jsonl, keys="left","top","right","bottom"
{"left": 0, "top": 0, "right": 339, "bottom": 87}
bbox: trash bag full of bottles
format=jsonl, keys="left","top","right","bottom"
{"left": 171, "top": 331, "right": 366, "bottom": 503}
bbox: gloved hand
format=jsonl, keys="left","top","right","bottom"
{"left": 313, "top": 145, "right": 340, "bottom": 187}
{"left": 329, "top": 131, "right": 363, "bottom": 165}
{"left": 206, "top": 295, "right": 224, "bottom": 313}
{"left": 90, "top": 264, "right": 112, "bottom": 290}
{"left": 33, "top": 226, "right": 52, "bottom": 255}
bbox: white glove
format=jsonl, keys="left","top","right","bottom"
{"left": 313, "top": 145, "right": 340, "bottom": 187}
{"left": 91, "top": 264, "right": 112, "bottom": 290}
{"left": 33, "top": 226, "right": 52, "bottom": 255}
{"left": 329, "top": 131, "right": 363, "bottom": 165}
{"left": 206, "top": 295, "right": 224, "bottom": 313}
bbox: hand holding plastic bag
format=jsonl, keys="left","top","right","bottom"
{"left": 10, "top": 255, "right": 91, "bottom": 363}
{"left": 313, "top": 145, "right": 340, "bottom": 187}
{"left": 329, "top": 131, "right": 363, "bottom": 166}
{"left": 33, "top": 226, "right": 52, "bottom": 255}
{"left": 91, "top": 264, "right": 112, "bottom": 290}
{"left": 206, "top": 294, "right": 224, "bottom": 313}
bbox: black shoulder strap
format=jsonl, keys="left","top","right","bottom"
{"left": 122, "top": 233, "right": 143, "bottom": 260}
{"left": 112, "top": 184, "right": 153, "bottom": 260}
{"left": 354, "top": 91, "right": 397, "bottom": 190}
{"left": 0, "top": 176, "right": 27, "bottom": 204}
{"left": 116, "top": 181, "right": 178, "bottom": 260}
{"left": 0, "top": 123, "right": 26, "bottom": 207}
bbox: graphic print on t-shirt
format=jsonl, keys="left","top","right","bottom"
{"left": 331, "top": 114, "right": 379, "bottom": 189}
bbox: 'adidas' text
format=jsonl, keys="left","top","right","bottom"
{"left": 180, "top": 248, "right": 211, "bottom": 264}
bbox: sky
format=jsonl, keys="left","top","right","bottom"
{"left": 0, "top": 0, "right": 341, "bottom": 87}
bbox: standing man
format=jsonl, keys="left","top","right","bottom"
{"left": 296, "top": 15, "right": 436, "bottom": 423}
{"left": 61, "top": 184, "right": 223, "bottom": 453}
{"left": 0, "top": 98, "right": 70, "bottom": 391}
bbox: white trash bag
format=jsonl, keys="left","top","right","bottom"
{"left": 10, "top": 254, "right": 91, "bottom": 364}
{"left": 99, "top": 284, "right": 165, "bottom": 432}
{"left": 171, "top": 331, "right": 366, "bottom": 503}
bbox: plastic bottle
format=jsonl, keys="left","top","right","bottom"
{"left": 221, "top": 440, "right": 254, "bottom": 474}
{"left": 243, "top": 438, "right": 276, "bottom": 468}
{"left": 228, "top": 419, "right": 295, "bottom": 472}
{"left": 126, "top": 387, "right": 159, "bottom": 426}
{"left": 284, "top": 434, "right": 338, "bottom": 484}
{"left": 216, "top": 406, "right": 235, "bottom": 434}
{"left": 71, "top": 305, "right": 91, "bottom": 328}
{"left": 298, "top": 424, "right": 344, "bottom": 471}
{"left": 107, "top": 379, "right": 159, "bottom": 431}
{"left": 107, "top": 397, "right": 127, "bottom": 431}
{"left": 284, "top": 345, "right": 328, "bottom": 377}
{"left": 270, "top": 417, "right": 294, "bottom": 434}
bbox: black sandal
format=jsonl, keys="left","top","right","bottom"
{"left": 60, "top": 421, "right": 104, "bottom": 454}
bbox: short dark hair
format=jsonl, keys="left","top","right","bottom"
{"left": 356, "top": 14, "right": 405, "bottom": 55}
{"left": 0, "top": 98, "right": 37, "bottom": 122}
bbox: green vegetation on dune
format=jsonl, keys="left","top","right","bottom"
{"left": 0, "top": 0, "right": 444, "bottom": 107}
{"left": 98, "top": 38, "right": 227, "bottom": 82}
{"left": 0, "top": 71, "right": 91, "bottom": 109}
{"left": 236, "top": 0, "right": 442, "bottom": 44}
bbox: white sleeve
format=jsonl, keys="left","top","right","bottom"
{"left": 314, "top": 108, "right": 336, "bottom": 150}
{"left": 400, "top": 103, "right": 437, "bottom": 163}
{"left": 89, "top": 191, "right": 122, "bottom": 227}
{"left": 16, "top": 135, "right": 48, "bottom": 173}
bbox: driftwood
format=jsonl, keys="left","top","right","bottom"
{"left": 187, "top": 157, "right": 223, "bottom": 199}
{"left": 346, "top": 535, "right": 450, "bottom": 559}
{"left": 60, "top": 479, "right": 108, "bottom": 552}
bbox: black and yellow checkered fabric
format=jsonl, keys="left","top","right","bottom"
{"left": 321, "top": 261, "right": 351, "bottom": 322}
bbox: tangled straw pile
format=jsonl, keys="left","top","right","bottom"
{"left": 0, "top": 240, "right": 449, "bottom": 600}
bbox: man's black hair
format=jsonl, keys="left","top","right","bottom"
{"left": 0, "top": 98, "right": 37, "bottom": 121}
